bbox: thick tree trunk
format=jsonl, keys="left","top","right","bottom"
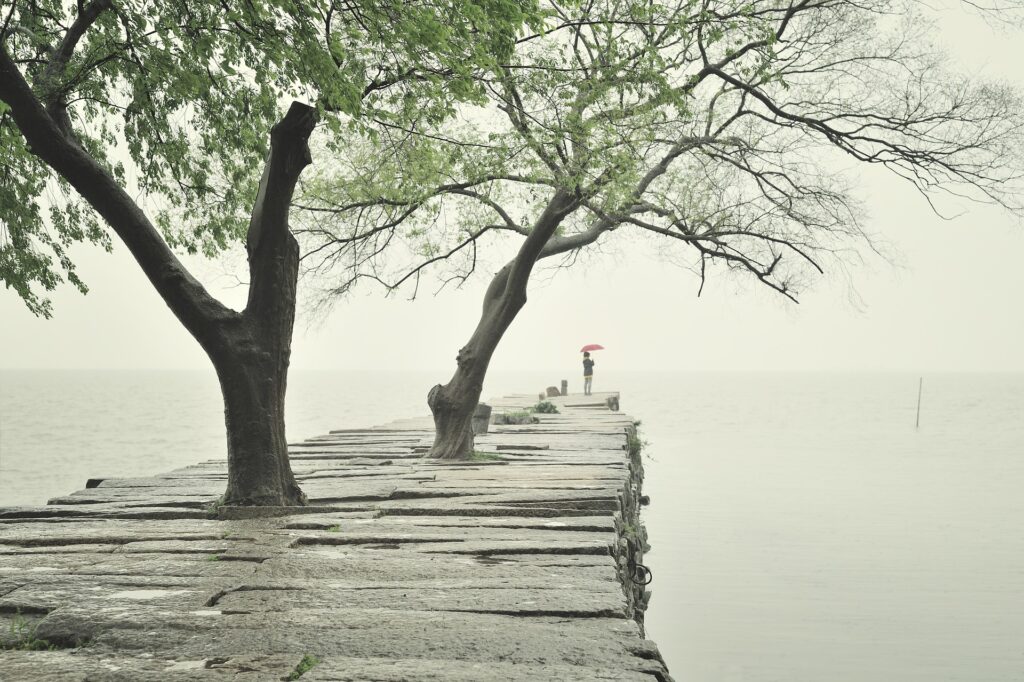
{"left": 427, "top": 291, "right": 511, "bottom": 459}
{"left": 216, "top": 353, "right": 305, "bottom": 506}
{"left": 427, "top": 262, "right": 520, "bottom": 459}
{"left": 427, "top": 343, "right": 505, "bottom": 458}
{"left": 213, "top": 205, "right": 303, "bottom": 505}
{"left": 427, "top": 381, "right": 479, "bottom": 460}
{"left": 209, "top": 102, "right": 315, "bottom": 505}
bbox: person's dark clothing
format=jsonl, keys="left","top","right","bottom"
{"left": 583, "top": 358, "right": 595, "bottom": 376}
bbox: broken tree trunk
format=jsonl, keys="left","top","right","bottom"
{"left": 215, "top": 101, "right": 316, "bottom": 506}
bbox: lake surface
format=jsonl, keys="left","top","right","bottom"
{"left": 2, "top": 369, "right": 1022, "bottom": 680}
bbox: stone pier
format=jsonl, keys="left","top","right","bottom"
{"left": 0, "top": 391, "right": 670, "bottom": 681}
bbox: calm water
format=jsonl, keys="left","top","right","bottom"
{"left": 2, "top": 369, "right": 1023, "bottom": 680}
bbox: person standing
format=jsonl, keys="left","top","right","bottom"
{"left": 582, "top": 351, "right": 595, "bottom": 395}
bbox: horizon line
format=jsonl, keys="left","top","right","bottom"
{"left": 2, "top": 367, "right": 1023, "bottom": 374}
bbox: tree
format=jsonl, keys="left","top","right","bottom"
{"left": 0, "top": 1, "right": 539, "bottom": 502}
{"left": 300, "top": 0, "right": 1023, "bottom": 459}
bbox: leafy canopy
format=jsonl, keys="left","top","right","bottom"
{"left": 0, "top": 0, "right": 542, "bottom": 316}
{"left": 301, "top": 0, "right": 1024, "bottom": 301}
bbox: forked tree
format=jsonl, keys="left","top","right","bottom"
{"left": 0, "top": 1, "right": 538, "bottom": 503}
{"left": 288, "top": 0, "right": 1019, "bottom": 459}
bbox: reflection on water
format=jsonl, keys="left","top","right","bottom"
{"left": 2, "top": 370, "right": 1023, "bottom": 681}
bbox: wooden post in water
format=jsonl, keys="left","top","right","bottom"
{"left": 561, "top": 379, "right": 568, "bottom": 396}
{"left": 915, "top": 377, "right": 923, "bottom": 429}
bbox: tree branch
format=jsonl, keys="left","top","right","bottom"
{"left": 39, "top": 0, "right": 113, "bottom": 133}
{"left": 501, "top": 189, "right": 579, "bottom": 304}
{"left": 0, "top": 43, "right": 238, "bottom": 344}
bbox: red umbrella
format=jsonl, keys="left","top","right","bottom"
{"left": 580, "top": 344, "right": 605, "bottom": 352}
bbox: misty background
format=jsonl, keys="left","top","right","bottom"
{"left": 2, "top": 5, "right": 1024, "bottom": 374}
{"left": 2, "top": 164, "right": 1022, "bottom": 374}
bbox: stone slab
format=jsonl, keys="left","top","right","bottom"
{"left": 0, "top": 389, "right": 670, "bottom": 681}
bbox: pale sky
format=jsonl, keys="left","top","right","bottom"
{"left": 2, "top": 5, "right": 1023, "bottom": 374}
